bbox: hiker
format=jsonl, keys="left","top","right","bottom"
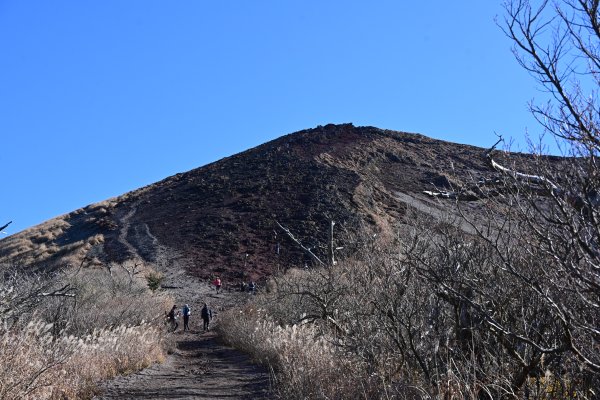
{"left": 213, "top": 276, "right": 222, "bottom": 294}
{"left": 167, "top": 305, "right": 180, "bottom": 332}
{"left": 248, "top": 281, "right": 256, "bottom": 295}
{"left": 201, "top": 303, "right": 213, "bottom": 331}
{"left": 182, "top": 304, "right": 191, "bottom": 331}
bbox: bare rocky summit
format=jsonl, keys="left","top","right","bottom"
{"left": 0, "top": 124, "right": 512, "bottom": 280}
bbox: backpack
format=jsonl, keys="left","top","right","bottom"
{"left": 201, "top": 306, "right": 211, "bottom": 319}
{"left": 183, "top": 305, "right": 190, "bottom": 316}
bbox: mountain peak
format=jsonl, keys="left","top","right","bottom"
{"left": 0, "top": 125, "right": 494, "bottom": 280}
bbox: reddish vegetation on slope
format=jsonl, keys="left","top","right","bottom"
{"left": 0, "top": 124, "right": 511, "bottom": 280}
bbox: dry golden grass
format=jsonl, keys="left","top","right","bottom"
{"left": 218, "top": 305, "right": 379, "bottom": 400}
{"left": 0, "top": 198, "right": 118, "bottom": 266}
{"left": 0, "top": 319, "right": 166, "bottom": 400}
{"left": 0, "top": 262, "right": 173, "bottom": 400}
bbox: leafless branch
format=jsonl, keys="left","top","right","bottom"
{"left": 0, "top": 221, "right": 12, "bottom": 232}
{"left": 275, "top": 221, "right": 325, "bottom": 266}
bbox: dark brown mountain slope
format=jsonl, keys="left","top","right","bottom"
{"left": 0, "top": 124, "right": 510, "bottom": 280}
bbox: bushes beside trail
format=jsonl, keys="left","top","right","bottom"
{"left": 0, "top": 265, "right": 172, "bottom": 399}
{"left": 218, "top": 306, "right": 382, "bottom": 399}
{"left": 218, "top": 219, "right": 599, "bottom": 399}
{"left": 0, "top": 321, "right": 165, "bottom": 399}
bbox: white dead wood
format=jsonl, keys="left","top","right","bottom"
{"left": 485, "top": 137, "right": 559, "bottom": 191}
{"left": 39, "top": 284, "right": 76, "bottom": 298}
{"left": 275, "top": 221, "right": 325, "bottom": 266}
{"left": 423, "top": 136, "right": 561, "bottom": 200}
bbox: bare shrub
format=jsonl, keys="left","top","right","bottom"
{"left": 0, "top": 261, "right": 172, "bottom": 399}
{"left": 218, "top": 306, "right": 382, "bottom": 399}
{"left": 43, "top": 267, "right": 172, "bottom": 336}
{"left": 217, "top": 228, "right": 456, "bottom": 399}
{"left": 0, "top": 265, "right": 68, "bottom": 331}
{"left": 219, "top": 208, "right": 599, "bottom": 398}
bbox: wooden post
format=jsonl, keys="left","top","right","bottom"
{"left": 328, "top": 221, "right": 335, "bottom": 267}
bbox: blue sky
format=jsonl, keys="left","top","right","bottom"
{"left": 1, "top": 1, "right": 543, "bottom": 235}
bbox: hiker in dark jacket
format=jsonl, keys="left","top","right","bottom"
{"left": 201, "top": 303, "right": 212, "bottom": 331}
{"left": 182, "top": 304, "right": 191, "bottom": 331}
{"left": 167, "top": 305, "right": 180, "bottom": 332}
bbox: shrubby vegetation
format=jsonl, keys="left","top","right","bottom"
{"left": 219, "top": 210, "right": 598, "bottom": 398}
{"left": 219, "top": 306, "right": 379, "bottom": 399}
{"left": 220, "top": 2, "right": 600, "bottom": 397}
{"left": 0, "top": 263, "right": 171, "bottom": 399}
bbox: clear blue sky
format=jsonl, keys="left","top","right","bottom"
{"left": 1, "top": 1, "right": 542, "bottom": 235}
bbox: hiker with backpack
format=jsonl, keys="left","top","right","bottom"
{"left": 167, "top": 305, "right": 180, "bottom": 332}
{"left": 201, "top": 303, "right": 213, "bottom": 331}
{"left": 182, "top": 304, "right": 191, "bottom": 331}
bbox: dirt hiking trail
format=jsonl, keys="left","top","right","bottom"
{"left": 94, "top": 270, "right": 273, "bottom": 400}
{"left": 95, "top": 330, "right": 272, "bottom": 399}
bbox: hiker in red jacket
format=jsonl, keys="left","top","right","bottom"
{"left": 212, "top": 277, "right": 222, "bottom": 294}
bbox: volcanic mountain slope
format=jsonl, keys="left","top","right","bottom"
{"left": 0, "top": 124, "right": 517, "bottom": 280}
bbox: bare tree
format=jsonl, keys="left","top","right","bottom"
{"left": 500, "top": 0, "right": 599, "bottom": 150}
{"left": 0, "top": 264, "right": 76, "bottom": 332}
{"left": 429, "top": 2, "right": 600, "bottom": 388}
{"left": 498, "top": 0, "right": 600, "bottom": 366}
{"left": 412, "top": 1, "right": 600, "bottom": 395}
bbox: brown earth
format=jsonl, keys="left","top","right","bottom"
{"left": 0, "top": 123, "right": 555, "bottom": 281}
